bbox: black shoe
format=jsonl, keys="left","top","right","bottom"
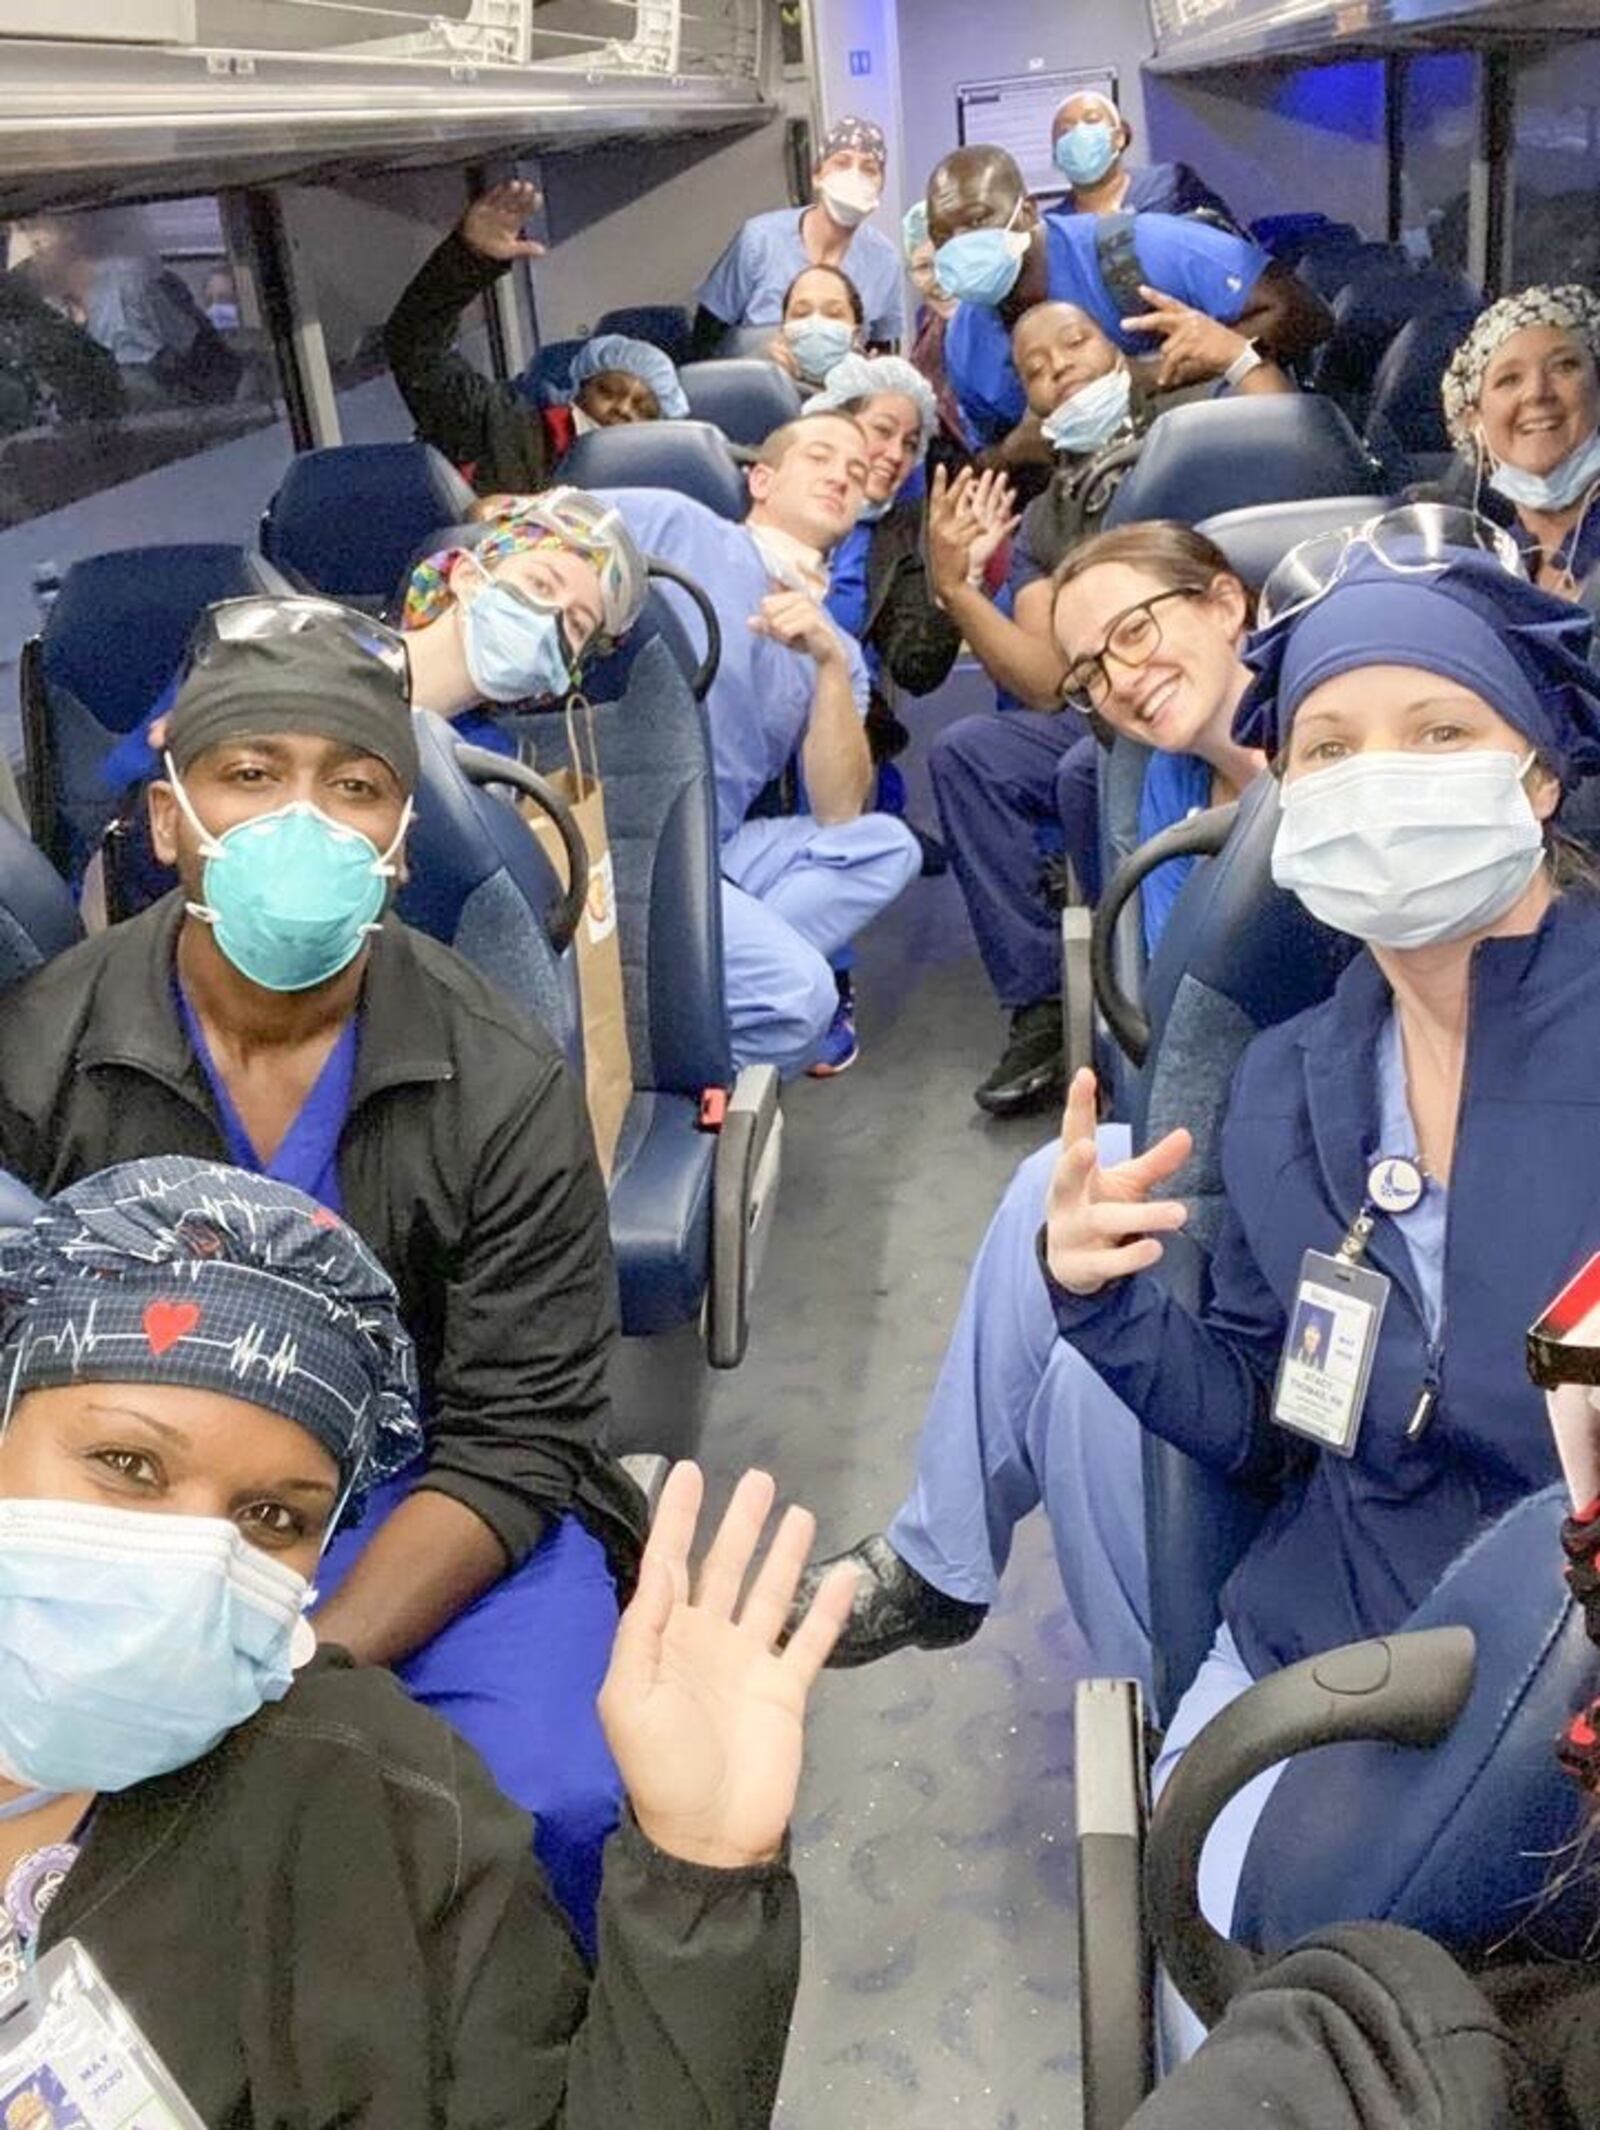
{"left": 913, "top": 824, "right": 949, "bottom": 878}
{"left": 973, "top": 998, "right": 1066, "bottom": 1118}
{"left": 791, "top": 1534, "right": 988, "bottom": 1668}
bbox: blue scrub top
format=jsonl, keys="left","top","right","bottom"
{"left": 1102, "top": 162, "right": 1238, "bottom": 228}
{"left": 696, "top": 206, "right": 907, "bottom": 346}
{"left": 595, "top": 486, "right": 869, "bottom": 844}
{"left": 179, "top": 981, "right": 359, "bottom": 1213}
{"left": 826, "top": 519, "right": 874, "bottom": 677}
{"left": 945, "top": 208, "right": 1267, "bottom": 445}
{"left": 1137, "top": 747, "right": 1212, "bottom": 957}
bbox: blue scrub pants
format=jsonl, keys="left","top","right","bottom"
{"left": 317, "top": 1476, "right": 622, "bottom": 1962}
{"left": 929, "top": 715, "right": 1100, "bottom": 1011}
{"left": 721, "top": 811, "right": 921, "bottom": 1074}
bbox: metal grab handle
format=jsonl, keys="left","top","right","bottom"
{"left": 1145, "top": 1625, "right": 1476, "bottom": 2031}
{"left": 644, "top": 556, "right": 721, "bottom": 701}
{"left": 1090, "top": 802, "right": 1239, "bottom": 1068}
{"left": 454, "top": 743, "right": 588, "bottom": 956}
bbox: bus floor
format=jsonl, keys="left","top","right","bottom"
{"left": 698, "top": 663, "right": 1090, "bottom": 2128}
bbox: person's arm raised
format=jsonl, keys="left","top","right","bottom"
{"left": 1121, "top": 285, "right": 1296, "bottom": 396}
{"left": 928, "top": 464, "right": 1064, "bottom": 710}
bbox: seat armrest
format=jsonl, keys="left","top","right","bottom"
{"left": 1076, "top": 1677, "right": 1154, "bottom": 2130}
{"left": 707, "top": 1065, "right": 781, "bottom": 1369}
{"left": 619, "top": 1451, "right": 672, "bottom": 1519}
{"left": 1062, "top": 902, "right": 1093, "bottom": 1080}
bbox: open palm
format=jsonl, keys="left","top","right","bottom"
{"left": 598, "top": 1466, "right": 855, "bottom": 1869}
{"left": 460, "top": 180, "right": 547, "bottom": 263}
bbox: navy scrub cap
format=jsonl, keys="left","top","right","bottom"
{"left": 1234, "top": 542, "right": 1600, "bottom": 783}
{"left": 0, "top": 1157, "right": 422, "bottom": 1500}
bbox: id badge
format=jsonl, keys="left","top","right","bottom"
{"left": 1272, "top": 1248, "right": 1390, "bottom": 1458}
{"left": 0, "top": 1938, "right": 204, "bottom": 2129}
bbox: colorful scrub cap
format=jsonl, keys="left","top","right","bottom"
{"left": 1441, "top": 285, "right": 1600, "bottom": 451}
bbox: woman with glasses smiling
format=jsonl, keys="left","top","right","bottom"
{"left": 797, "top": 518, "right": 1600, "bottom": 2038}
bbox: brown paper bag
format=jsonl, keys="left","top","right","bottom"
{"left": 520, "top": 702, "right": 633, "bottom": 1180}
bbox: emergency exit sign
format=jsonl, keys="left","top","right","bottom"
{"left": 849, "top": 48, "right": 872, "bottom": 74}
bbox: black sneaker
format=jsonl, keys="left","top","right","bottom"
{"left": 790, "top": 1535, "right": 988, "bottom": 1668}
{"left": 973, "top": 998, "right": 1066, "bottom": 1118}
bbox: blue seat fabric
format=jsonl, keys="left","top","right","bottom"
{"left": 1195, "top": 496, "right": 1394, "bottom": 589}
{"left": 1233, "top": 1486, "right": 1598, "bottom": 1965}
{"left": 512, "top": 337, "right": 589, "bottom": 409}
{"left": 594, "top": 306, "right": 693, "bottom": 365}
{"left": 677, "top": 359, "right": 801, "bottom": 446}
{"left": 261, "top": 444, "right": 474, "bottom": 604}
{"left": 557, "top": 422, "right": 748, "bottom": 521}
{"left": 0, "top": 812, "right": 84, "bottom": 989}
{"left": 1104, "top": 396, "right": 1381, "bottom": 530}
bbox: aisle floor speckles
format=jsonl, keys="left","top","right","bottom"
{"left": 694, "top": 665, "right": 1091, "bottom": 2128}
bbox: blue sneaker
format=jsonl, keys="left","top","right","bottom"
{"left": 806, "top": 976, "right": 859, "bottom": 1078}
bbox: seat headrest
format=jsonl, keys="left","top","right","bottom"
{"left": 261, "top": 444, "right": 476, "bottom": 601}
{"left": 594, "top": 305, "right": 692, "bottom": 365}
{"left": 41, "top": 544, "right": 292, "bottom": 735}
{"left": 1196, "top": 495, "right": 1394, "bottom": 592}
{"left": 678, "top": 360, "right": 802, "bottom": 447}
{"left": 558, "top": 422, "right": 748, "bottom": 522}
{"left": 1103, "top": 396, "right": 1382, "bottom": 529}
{"left": 717, "top": 323, "right": 781, "bottom": 362}
{"left": 1235, "top": 1486, "right": 1600, "bottom": 1962}
{"left": 0, "top": 813, "right": 84, "bottom": 990}
{"left": 1363, "top": 307, "right": 1485, "bottom": 457}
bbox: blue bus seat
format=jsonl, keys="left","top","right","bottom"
{"left": 677, "top": 359, "right": 801, "bottom": 446}
{"left": 716, "top": 323, "right": 780, "bottom": 361}
{"left": 1249, "top": 214, "right": 1357, "bottom": 266}
{"left": 260, "top": 444, "right": 475, "bottom": 607}
{"left": 1232, "top": 1485, "right": 1597, "bottom": 1966}
{"left": 1362, "top": 306, "right": 1484, "bottom": 469}
{"left": 1296, "top": 237, "right": 1401, "bottom": 302}
{"left": 558, "top": 421, "right": 748, "bottom": 520}
{"left": 1128, "top": 776, "right": 1359, "bottom": 1721}
{"left": 594, "top": 305, "right": 692, "bottom": 365}
{"left": 1103, "top": 396, "right": 1382, "bottom": 531}
{"left": 1195, "top": 495, "right": 1393, "bottom": 589}
{"left": 510, "top": 337, "right": 589, "bottom": 409}
{"left": 20, "top": 542, "right": 293, "bottom": 882}
{"left": 395, "top": 708, "right": 580, "bottom": 1064}
{"left": 0, "top": 811, "right": 85, "bottom": 988}
{"left": 1312, "top": 268, "right": 1482, "bottom": 422}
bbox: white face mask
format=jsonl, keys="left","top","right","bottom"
{"left": 1271, "top": 747, "right": 1545, "bottom": 950}
{"left": 1487, "top": 427, "right": 1600, "bottom": 515}
{"left": 818, "top": 168, "right": 882, "bottom": 230}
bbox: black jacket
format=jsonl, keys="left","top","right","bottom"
{"left": 41, "top": 1651, "right": 799, "bottom": 2129}
{"left": 862, "top": 497, "right": 961, "bottom": 699}
{"left": 0, "top": 896, "right": 646, "bottom": 1580}
{"left": 386, "top": 231, "right": 553, "bottom": 495}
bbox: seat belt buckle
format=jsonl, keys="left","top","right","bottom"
{"left": 697, "top": 1087, "right": 730, "bottom": 1132}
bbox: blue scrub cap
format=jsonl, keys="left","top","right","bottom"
{"left": 0, "top": 1157, "right": 422, "bottom": 1501}
{"left": 565, "top": 334, "right": 688, "bottom": 419}
{"left": 1235, "top": 543, "right": 1600, "bottom": 783}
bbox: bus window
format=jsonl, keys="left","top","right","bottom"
{"left": 1396, "top": 51, "right": 1479, "bottom": 275}
{"left": 0, "top": 196, "right": 291, "bottom": 769}
{"left": 1512, "top": 42, "right": 1600, "bottom": 288}
{"left": 280, "top": 173, "right": 500, "bottom": 446}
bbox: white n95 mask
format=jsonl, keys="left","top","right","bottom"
{"left": 1271, "top": 747, "right": 1545, "bottom": 949}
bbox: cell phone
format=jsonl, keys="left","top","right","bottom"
{"left": 1529, "top": 1252, "right": 1600, "bottom": 1509}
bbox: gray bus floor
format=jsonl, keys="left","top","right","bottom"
{"left": 696, "top": 664, "right": 1090, "bottom": 2128}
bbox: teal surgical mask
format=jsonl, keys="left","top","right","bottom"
{"left": 1053, "top": 119, "right": 1119, "bottom": 189}
{"left": 933, "top": 197, "right": 1029, "bottom": 310}
{"left": 1041, "top": 365, "right": 1133, "bottom": 455}
{"left": 1488, "top": 428, "right": 1600, "bottom": 516}
{"left": 167, "top": 757, "right": 409, "bottom": 993}
{"left": 785, "top": 315, "right": 856, "bottom": 384}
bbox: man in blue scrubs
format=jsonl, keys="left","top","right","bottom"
{"left": 927, "top": 144, "right": 1330, "bottom": 447}
{"left": 1049, "top": 89, "right": 1239, "bottom": 229}
{"left": 598, "top": 412, "right": 921, "bottom": 1074}
{"left": 693, "top": 116, "right": 906, "bottom": 356}
{"left": 0, "top": 605, "right": 642, "bottom": 1959}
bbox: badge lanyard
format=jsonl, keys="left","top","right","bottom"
{"left": 1271, "top": 1153, "right": 1428, "bottom": 1459}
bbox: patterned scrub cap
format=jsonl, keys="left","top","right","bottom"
{"left": 0, "top": 1157, "right": 422, "bottom": 1499}
{"left": 818, "top": 116, "right": 886, "bottom": 165}
{"left": 401, "top": 487, "right": 647, "bottom": 651}
{"left": 1441, "top": 284, "right": 1600, "bottom": 451}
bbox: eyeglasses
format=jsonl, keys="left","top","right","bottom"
{"left": 187, "top": 596, "right": 411, "bottom": 695}
{"left": 1255, "top": 503, "right": 1525, "bottom": 633}
{"left": 1058, "top": 587, "right": 1202, "bottom": 713}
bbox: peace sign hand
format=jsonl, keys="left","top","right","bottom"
{"left": 459, "top": 181, "right": 547, "bottom": 264}
{"left": 1045, "top": 1067, "right": 1193, "bottom": 1296}
{"left": 1119, "top": 284, "right": 1248, "bottom": 390}
{"left": 599, "top": 1464, "right": 856, "bottom": 1871}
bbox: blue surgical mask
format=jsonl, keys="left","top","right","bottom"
{"left": 462, "top": 563, "right": 578, "bottom": 705}
{"left": 1053, "top": 119, "right": 1119, "bottom": 189}
{"left": 784, "top": 315, "right": 856, "bottom": 384}
{"left": 933, "top": 198, "right": 1029, "bottom": 310}
{"left": 1488, "top": 428, "right": 1600, "bottom": 515}
{"left": 0, "top": 1496, "right": 310, "bottom": 1793}
{"left": 1271, "top": 747, "right": 1543, "bottom": 949}
{"left": 1041, "top": 365, "right": 1133, "bottom": 455}
{"left": 167, "top": 758, "right": 408, "bottom": 994}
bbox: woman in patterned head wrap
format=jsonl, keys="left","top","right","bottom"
{"left": 1434, "top": 285, "right": 1600, "bottom": 596}
{"left": 0, "top": 1153, "right": 853, "bottom": 2129}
